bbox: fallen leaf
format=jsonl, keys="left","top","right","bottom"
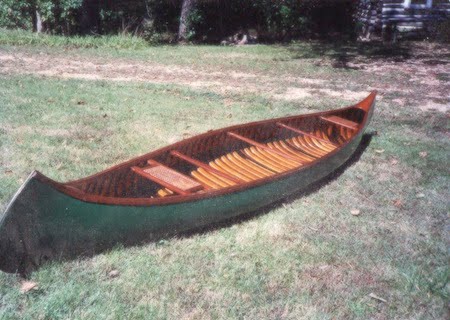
{"left": 375, "top": 149, "right": 385, "bottom": 154}
{"left": 369, "top": 292, "right": 387, "bottom": 303}
{"left": 20, "top": 281, "right": 38, "bottom": 294}
{"left": 241, "top": 293, "right": 251, "bottom": 301}
{"left": 419, "top": 151, "right": 428, "bottom": 158}
{"left": 393, "top": 199, "right": 403, "bottom": 208}
{"left": 108, "top": 270, "right": 120, "bottom": 278}
{"left": 416, "top": 193, "right": 425, "bottom": 199}
{"left": 351, "top": 209, "right": 361, "bottom": 216}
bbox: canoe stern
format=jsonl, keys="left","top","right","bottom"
{"left": 0, "top": 171, "right": 53, "bottom": 274}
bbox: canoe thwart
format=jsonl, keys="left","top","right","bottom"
{"left": 320, "top": 116, "right": 358, "bottom": 130}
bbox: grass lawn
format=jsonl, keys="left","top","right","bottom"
{"left": 0, "top": 30, "right": 449, "bottom": 319}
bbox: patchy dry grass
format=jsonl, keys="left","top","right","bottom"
{"left": 0, "top": 31, "right": 449, "bottom": 319}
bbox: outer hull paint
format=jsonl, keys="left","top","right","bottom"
{"left": 0, "top": 132, "right": 362, "bottom": 274}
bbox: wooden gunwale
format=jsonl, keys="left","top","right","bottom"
{"left": 38, "top": 91, "right": 376, "bottom": 206}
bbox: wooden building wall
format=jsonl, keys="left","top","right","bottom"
{"left": 357, "top": 0, "right": 450, "bottom": 39}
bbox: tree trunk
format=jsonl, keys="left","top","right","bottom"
{"left": 35, "top": 10, "right": 43, "bottom": 33}
{"left": 81, "top": 0, "right": 100, "bottom": 35}
{"left": 178, "top": 0, "right": 196, "bottom": 42}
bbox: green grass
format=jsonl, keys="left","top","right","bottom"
{"left": 0, "top": 32, "right": 449, "bottom": 319}
{"left": 0, "top": 28, "right": 148, "bottom": 49}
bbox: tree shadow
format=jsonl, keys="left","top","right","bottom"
{"left": 287, "top": 40, "right": 449, "bottom": 70}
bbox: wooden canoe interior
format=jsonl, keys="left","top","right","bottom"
{"left": 65, "top": 107, "right": 366, "bottom": 199}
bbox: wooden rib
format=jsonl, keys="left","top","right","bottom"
{"left": 315, "top": 129, "right": 337, "bottom": 147}
{"left": 253, "top": 147, "right": 298, "bottom": 169}
{"left": 298, "top": 136, "right": 329, "bottom": 157}
{"left": 268, "top": 141, "right": 310, "bottom": 163}
{"left": 107, "top": 177, "right": 116, "bottom": 197}
{"left": 295, "top": 135, "right": 329, "bottom": 155}
{"left": 191, "top": 171, "right": 222, "bottom": 189}
{"left": 242, "top": 148, "right": 285, "bottom": 173}
{"left": 211, "top": 159, "right": 254, "bottom": 182}
{"left": 320, "top": 115, "right": 358, "bottom": 130}
{"left": 227, "top": 132, "right": 303, "bottom": 164}
{"left": 131, "top": 166, "right": 189, "bottom": 196}
{"left": 157, "top": 188, "right": 174, "bottom": 198}
{"left": 197, "top": 168, "right": 235, "bottom": 187}
{"left": 268, "top": 142, "right": 307, "bottom": 162}
{"left": 215, "top": 156, "right": 260, "bottom": 181}
{"left": 221, "top": 155, "right": 263, "bottom": 180}
{"left": 258, "top": 145, "right": 301, "bottom": 167}
{"left": 230, "top": 152, "right": 276, "bottom": 177}
{"left": 170, "top": 150, "right": 244, "bottom": 184}
{"left": 276, "top": 122, "right": 337, "bottom": 146}
{"left": 276, "top": 141, "right": 316, "bottom": 162}
{"left": 333, "top": 127, "right": 345, "bottom": 144}
{"left": 287, "top": 138, "right": 322, "bottom": 158}
{"left": 345, "top": 127, "right": 352, "bottom": 139}
{"left": 338, "top": 127, "right": 349, "bottom": 143}
{"left": 278, "top": 141, "right": 316, "bottom": 162}
{"left": 225, "top": 154, "right": 267, "bottom": 179}
{"left": 249, "top": 147, "right": 294, "bottom": 170}
{"left": 308, "top": 131, "right": 336, "bottom": 151}
{"left": 303, "top": 135, "right": 334, "bottom": 153}
{"left": 327, "top": 125, "right": 333, "bottom": 136}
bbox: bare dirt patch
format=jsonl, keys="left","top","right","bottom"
{"left": 0, "top": 50, "right": 269, "bottom": 95}
{"left": 275, "top": 88, "right": 369, "bottom": 101}
{"left": 0, "top": 49, "right": 370, "bottom": 103}
{"left": 419, "top": 101, "right": 449, "bottom": 113}
{"left": 0, "top": 43, "right": 449, "bottom": 111}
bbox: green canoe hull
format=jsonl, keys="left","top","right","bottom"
{"left": 0, "top": 131, "right": 365, "bottom": 274}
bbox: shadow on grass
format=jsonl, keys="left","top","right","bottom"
{"left": 288, "top": 40, "right": 449, "bottom": 69}
{"left": 178, "top": 132, "right": 375, "bottom": 241}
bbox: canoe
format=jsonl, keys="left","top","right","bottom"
{"left": 0, "top": 91, "right": 376, "bottom": 274}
